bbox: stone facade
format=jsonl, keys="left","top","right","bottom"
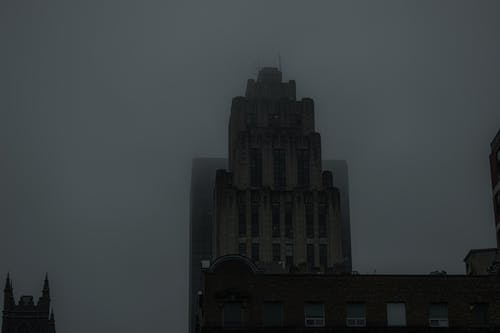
{"left": 2, "top": 274, "right": 56, "bottom": 333}
{"left": 198, "top": 255, "right": 500, "bottom": 332}
{"left": 213, "top": 68, "right": 346, "bottom": 272}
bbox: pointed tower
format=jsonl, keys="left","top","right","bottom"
{"left": 37, "top": 273, "right": 51, "bottom": 312}
{"left": 48, "top": 310, "right": 56, "bottom": 333}
{"left": 2, "top": 274, "right": 14, "bottom": 311}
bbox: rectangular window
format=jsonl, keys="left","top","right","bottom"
{"left": 251, "top": 205, "right": 259, "bottom": 237}
{"left": 251, "top": 243, "right": 260, "bottom": 261}
{"left": 238, "top": 205, "right": 246, "bottom": 237}
{"left": 387, "top": 303, "right": 406, "bottom": 327}
{"left": 307, "top": 244, "right": 315, "bottom": 268}
{"left": 318, "top": 205, "right": 327, "bottom": 237}
{"left": 470, "top": 303, "right": 489, "bottom": 327}
{"left": 238, "top": 243, "right": 247, "bottom": 257}
{"left": 250, "top": 148, "right": 262, "bottom": 187}
{"left": 319, "top": 244, "right": 327, "bottom": 268}
{"left": 304, "top": 303, "right": 325, "bottom": 327}
{"left": 297, "top": 149, "right": 310, "bottom": 186}
{"left": 273, "top": 149, "right": 286, "bottom": 187}
{"left": 262, "top": 302, "right": 283, "bottom": 327}
{"left": 429, "top": 303, "right": 448, "bottom": 327}
{"left": 305, "top": 203, "right": 314, "bottom": 238}
{"left": 272, "top": 203, "right": 280, "bottom": 238}
{"left": 346, "top": 303, "right": 366, "bottom": 327}
{"left": 223, "top": 302, "right": 242, "bottom": 327}
{"left": 285, "top": 203, "right": 293, "bottom": 238}
{"left": 285, "top": 243, "right": 293, "bottom": 266}
{"left": 272, "top": 243, "right": 281, "bottom": 262}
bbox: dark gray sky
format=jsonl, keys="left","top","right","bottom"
{"left": 1, "top": 1, "right": 500, "bottom": 332}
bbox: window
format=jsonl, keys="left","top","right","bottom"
{"left": 307, "top": 244, "right": 315, "bottom": 268}
{"left": 250, "top": 149, "right": 262, "bottom": 187}
{"left": 387, "top": 303, "right": 406, "bottom": 327}
{"left": 238, "top": 205, "right": 246, "bottom": 237}
{"left": 272, "top": 203, "right": 280, "bottom": 238}
{"left": 251, "top": 205, "right": 259, "bottom": 237}
{"left": 272, "top": 244, "right": 281, "bottom": 262}
{"left": 318, "top": 205, "right": 327, "bottom": 237}
{"left": 429, "top": 303, "right": 448, "bottom": 327}
{"left": 470, "top": 303, "right": 489, "bottom": 326}
{"left": 346, "top": 303, "right": 366, "bottom": 327}
{"left": 262, "top": 302, "right": 283, "bottom": 327}
{"left": 304, "top": 303, "right": 324, "bottom": 327}
{"left": 273, "top": 149, "right": 286, "bottom": 187}
{"left": 285, "top": 243, "right": 293, "bottom": 266}
{"left": 251, "top": 243, "right": 260, "bottom": 261}
{"left": 319, "top": 244, "right": 327, "bottom": 268}
{"left": 297, "top": 149, "right": 310, "bottom": 186}
{"left": 238, "top": 243, "right": 247, "bottom": 257}
{"left": 285, "top": 203, "right": 293, "bottom": 238}
{"left": 223, "top": 302, "right": 242, "bottom": 327}
{"left": 305, "top": 203, "right": 314, "bottom": 238}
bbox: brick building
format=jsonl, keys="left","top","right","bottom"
{"left": 2, "top": 274, "right": 56, "bottom": 333}
{"left": 213, "top": 67, "right": 349, "bottom": 272}
{"left": 197, "top": 255, "right": 500, "bottom": 332}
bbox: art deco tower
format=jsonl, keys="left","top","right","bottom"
{"left": 213, "top": 67, "right": 346, "bottom": 271}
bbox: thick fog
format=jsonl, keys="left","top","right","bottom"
{"left": 1, "top": 1, "right": 500, "bottom": 332}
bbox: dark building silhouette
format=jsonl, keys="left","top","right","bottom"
{"left": 213, "top": 67, "right": 349, "bottom": 272}
{"left": 197, "top": 255, "right": 500, "bottom": 332}
{"left": 2, "top": 274, "right": 56, "bottom": 333}
{"left": 463, "top": 128, "right": 500, "bottom": 275}
{"left": 490, "top": 129, "right": 500, "bottom": 247}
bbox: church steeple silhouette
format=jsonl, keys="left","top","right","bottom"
{"left": 1, "top": 274, "right": 56, "bottom": 333}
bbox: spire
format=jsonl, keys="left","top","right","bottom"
{"left": 4, "top": 272, "right": 12, "bottom": 291}
{"left": 3, "top": 273, "right": 15, "bottom": 310}
{"left": 43, "top": 273, "right": 50, "bottom": 297}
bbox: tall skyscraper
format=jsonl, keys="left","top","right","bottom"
{"left": 2, "top": 274, "right": 56, "bottom": 333}
{"left": 490, "top": 129, "right": 500, "bottom": 247}
{"left": 212, "top": 67, "right": 347, "bottom": 272}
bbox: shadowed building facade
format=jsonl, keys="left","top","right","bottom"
{"left": 213, "top": 68, "right": 348, "bottom": 272}
{"left": 2, "top": 274, "right": 56, "bottom": 333}
{"left": 197, "top": 255, "right": 500, "bottom": 332}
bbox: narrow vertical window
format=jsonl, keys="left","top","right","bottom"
{"left": 285, "top": 203, "right": 293, "bottom": 238}
{"left": 251, "top": 204, "right": 259, "bottom": 237}
{"left": 285, "top": 243, "right": 293, "bottom": 266}
{"left": 238, "top": 204, "right": 246, "bottom": 237}
{"left": 273, "top": 149, "right": 286, "bottom": 187}
{"left": 305, "top": 202, "right": 314, "bottom": 238}
{"left": 251, "top": 243, "right": 260, "bottom": 261}
{"left": 272, "top": 203, "right": 280, "bottom": 238}
{"left": 238, "top": 243, "right": 247, "bottom": 257}
{"left": 297, "top": 149, "right": 310, "bottom": 186}
{"left": 304, "top": 303, "right": 325, "bottom": 327}
{"left": 262, "top": 302, "right": 283, "bottom": 327}
{"left": 319, "top": 244, "right": 327, "bottom": 269}
{"left": 250, "top": 148, "right": 262, "bottom": 187}
{"left": 272, "top": 243, "right": 281, "bottom": 262}
{"left": 307, "top": 244, "right": 315, "bottom": 269}
{"left": 387, "top": 303, "right": 406, "bottom": 327}
{"left": 429, "top": 303, "right": 448, "bottom": 327}
{"left": 346, "top": 303, "right": 366, "bottom": 327}
{"left": 318, "top": 205, "right": 327, "bottom": 237}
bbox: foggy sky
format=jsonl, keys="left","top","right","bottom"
{"left": 1, "top": 1, "right": 500, "bottom": 333}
